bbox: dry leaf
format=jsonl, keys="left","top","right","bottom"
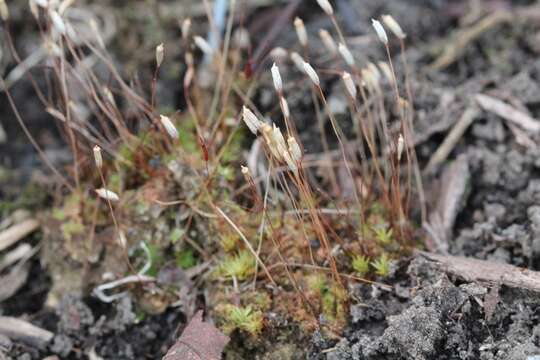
{"left": 163, "top": 310, "right": 229, "bottom": 360}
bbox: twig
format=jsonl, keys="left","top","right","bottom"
{"left": 476, "top": 93, "right": 540, "bottom": 133}
{"left": 425, "top": 154, "right": 470, "bottom": 253}
{"left": 0, "top": 317, "right": 54, "bottom": 349}
{"left": 419, "top": 251, "right": 540, "bottom": 292}
{"left": 429, "top": 11, "right": 511, "bottom": 70}
{"left": 0, "top": 219, "right": 40, "bottom": 252}
{"left": 0, "top": 244, "right": 33, "bottom": 272}
{"left": 425, "top": 106, "right": 479, "bottom": 172}
{"left": 0, "top": 263, "right": 30, "bottom": 302}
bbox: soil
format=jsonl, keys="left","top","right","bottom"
{"left": 3, "top": 0, "right": 540, "bottom": 359}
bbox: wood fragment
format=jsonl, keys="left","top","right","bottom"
{"left": 429, "top": 11, "right": 511, "bottom": 70}
{"left": 507, "top": 123, "right": 537, "bottom": 148}
{"left": 425, "top": 106, "right": 479, "bottom": 172}
{"left": 0, "top": 244, "right": 33, "bottom": 272}
{"left": 425, "top": 154, "right": 470, "bottom": 254}
{"left": 476, "top": 93, "right": 540, "bottom": 133}
{"left": 430, "top": 4, "right": 540, "bottom": 70}
{"left": 0, "top": 219, "right": 40, "bottom": 252}
{"left": 419, "top": 251, "right": 540, "bottom": 293}
{"left": 0, "top": 263, "right": 31, "bottom": 302}
{"left": 0, "top": 317, "right": 54, "bottom": 349}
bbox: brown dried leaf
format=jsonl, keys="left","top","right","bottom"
{"left": 163, "top": 311, "right": 229, "bottom": 360}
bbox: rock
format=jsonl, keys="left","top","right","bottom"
{"left": 0, "top": 334, "right": 12, "bottom": 357}
{"left": 50, "top": 334, "right": 74, "bottom": 357}
{"left": 472, "top": 118, "right": 505, "bottom": 141}
{"left": 326, "top": 338, "right": 352, "bottom": 360}
{"left": 57, "top": 295, "right": 95, "bottom": 335}
{"left": 262, "top": 344, "right": 302, "bottom": 360}
{"left": 484, "top": 203, "right": 506, "bottom": 223}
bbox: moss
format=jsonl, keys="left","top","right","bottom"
{"left": 305, "top": 274, "right": 347, "bottom": 327}
{"left": 177, "top": 116, "right": 198, "bottom": 154}
{"left": 251, "top": 292, "right": 271, "bottom": 312}
{"left": 217, "top": 165, "right": 235, "bottom": 181}
{"left": 373, "top": 225, "right": 393, "bottom": 245}
{"left": 218, "top": 304, "right": 264, "bottom": 336}
{"left": 321, "top": 284, "right": 347, "bottom": 325}
{"left": 220, "top": 233, "right": 239, "bottom": 252}
{"left": 169, "top": 228, "right": 185, "bottom": 244}
{"left": 220, "top": 127, "right": 245, "bottom": 164}
{"left": 52, "top": 207, "right": 66, "bottom": 221}
{"left": 351, "top": 254, "right": 370, "bottom": 276}
{"left": 61, "top": 220, "right": 85, "bottom": 240}
{"left": 307, "top": 274, "right": 327, "bottom": 293}
{"left": 176, "top": 248, "right": 197, "bottom": 269}
{"left": 372, "top": 253, "right": 391, "bottom": 277}
{"left": 215, "top": 250, "right": 256, "bottom": 281}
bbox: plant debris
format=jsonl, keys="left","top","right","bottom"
{"left": 163, "top": 311, "right": 229, "bottom": 360}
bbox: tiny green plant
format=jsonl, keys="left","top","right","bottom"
{"left": 219, "top": 234, "right": 238, "bottom": 252}
{"left": 373, "top": 226, "right": 394, "bottom": 245}
{"left": 176, "top": 249, "right": 197, "bottom": 269}
{"left": 216, "top": 250, "right": 255, "bottom": 281}
{"left": 372, "top": 253, "right": 391, "bottom": 277}
{"left": 220, "top": 305, "right": 264, "bottom": 335}
{"left": 351, "top": 255, "right": 370, "bottom": 276}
